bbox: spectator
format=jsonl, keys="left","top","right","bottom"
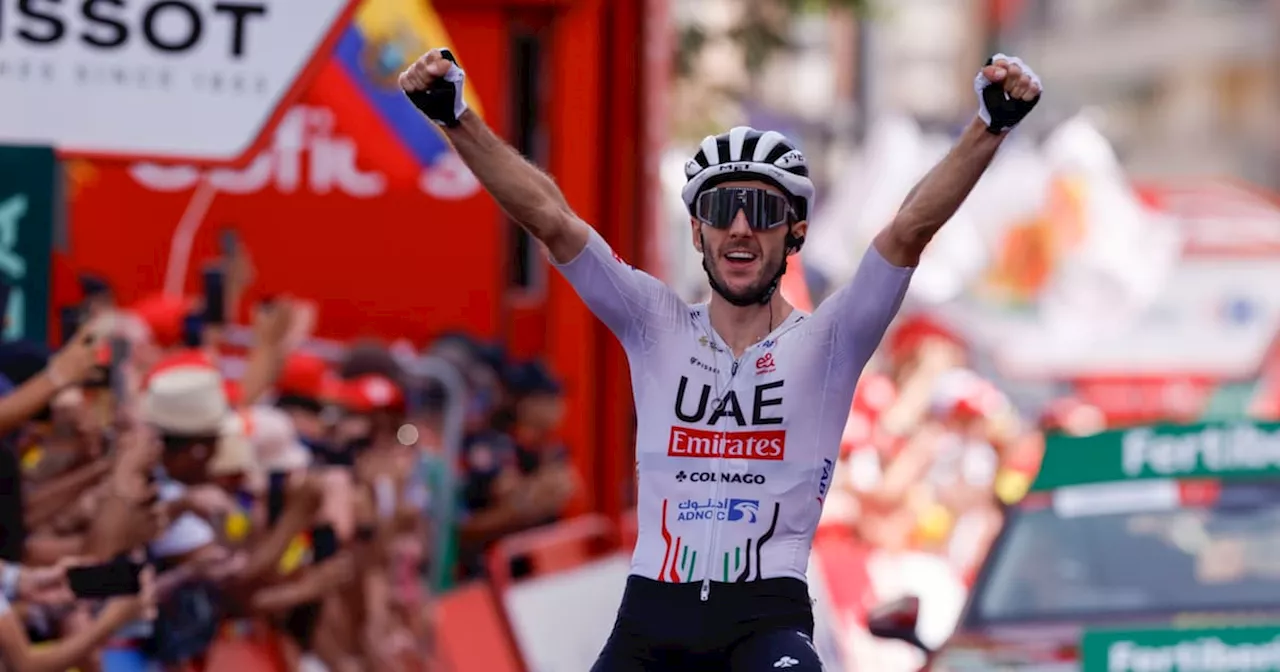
{"left": 453, "top": 359, "right": 580, "bottom": 581}
{"left": 135, "top": 356, "right": 229, "bottom": 670}
{"left": 331, "top": 342, "right": 433, "bottom": 667}
{"left": 504, "top": 360, "right": 578, "bottom": 527}
{"left": 275, "top": 351, "right": 343, "bottom": 465}
{"left": 0, "top": 332, "right": 102, "bottom": 564}
{"left": 0, "top": 564, "right": 156, "bottom": 672}
{"left": 427, "top": 333, "right": 506, "bottom": 433}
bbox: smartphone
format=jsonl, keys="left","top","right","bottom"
{"left": 59, "top": 306, "right": 82, "bottom": 347}
{"left": 267, "top": 470, "right": 288, "bottom": 527}
{"left": 311, "top": 524, "right": 339, "bottom": 562}
{"left": 202, "top": 267, "right": 226, "bottom": 325}
{"left": 67, "top": 560, "right": 144, "bottom": 599}
{"left": 181, "top": 312, "right": 204, "bottom": 348}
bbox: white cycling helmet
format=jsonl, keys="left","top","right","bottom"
{"left": 680, "top": 126, "right": 815, "bottom": 222}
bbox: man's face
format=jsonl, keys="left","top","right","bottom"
{"left": 690, "top": 180, "right": 807, "bottom": 304}
{"left": 163, "top": 440, "right": 213, "bottom": 485}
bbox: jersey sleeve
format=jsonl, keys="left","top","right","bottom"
{"left": 552, "top": 229, "right": 686, "bottom": 348}
{"left": 815, "top": 244, "right": 914, "bottom": 369}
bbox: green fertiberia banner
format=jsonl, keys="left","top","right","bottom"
{"left": 0, "top": 146, "right": 57, "bottom": 344}
{"left": 1082, "top": 625, "right": 1280, "bottom": 672}
{"left": 1030, "top": 422, "right": 1280, "bottom": 491}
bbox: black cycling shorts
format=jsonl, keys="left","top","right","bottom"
{"left": 591, "top": 575, "right": 824, "bottom": 671}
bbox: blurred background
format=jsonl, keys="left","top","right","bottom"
{"left": 3, "top": 0, "right": 1280, "bottom": 670}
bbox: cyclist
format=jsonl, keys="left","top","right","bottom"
{"left": 401, "top": 49, "right": 1041, "bottom": 671}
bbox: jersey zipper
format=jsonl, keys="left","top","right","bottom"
{"left": 700, "top": 356, "right": 742, "bottom": 602}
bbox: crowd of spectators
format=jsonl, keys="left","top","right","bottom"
{"left": 815, "top": 313, "right": 1109, "bottom": 666}
{"left": 0, "top": 261, "right": 577, "bottom": 671}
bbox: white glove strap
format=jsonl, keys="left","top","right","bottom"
{"left": 443, "top": 61, "right": 469, "bottom": 125}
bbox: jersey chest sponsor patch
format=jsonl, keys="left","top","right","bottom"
{"left": 667, "top": 426, "right": 785, "bottom": 460}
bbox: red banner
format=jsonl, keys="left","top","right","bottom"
{"left": 66, "top": 5, "right": 510, "bottom": 343}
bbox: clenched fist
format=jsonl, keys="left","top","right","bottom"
{"left": 974, "top": 54, "right": 1042, "bottom": 134}
{"left": 400, "top": 48, "right": 468, "bottom": 128}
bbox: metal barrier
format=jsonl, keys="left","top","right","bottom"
{"left": 485, "top": 514, "right": 618, "bottom": 595}
{"left": 401, "top": 354, "right": 467, "bottom": 592}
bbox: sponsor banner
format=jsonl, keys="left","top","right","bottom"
{"left": 1031, "top": 421, "right": 1280, "bottom": 491}
{"left": 667, "top": 426, "right": 786, "bottom": 460}
{"left": 0, "top": 0, "right": 357, "bottom": 162}
{"left": 66, "top": 0, "right": 505, "bottom": 343}
{"left": 0, "top": 146, "right": 57, "bottom": 343}
{"left": 1081, "top": 625, "right": 1280, "bottom": 672}
{"left": 1071, "top": 376, "right": 1219, "bottom": 427}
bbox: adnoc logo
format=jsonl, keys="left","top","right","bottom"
{"left": 728, "top": 499, "right": 759, "bottom": 523}
{"left": 675, "top": 498, "right": 763, "bottom": 523}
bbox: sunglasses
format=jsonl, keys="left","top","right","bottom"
{"left": 694, "top": 187, "right": 795, "bottom": 230}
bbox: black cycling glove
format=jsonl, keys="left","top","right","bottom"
{"left": 974, "top": 53, "right": 1042, "bottom": 134}
{"left": 404, "top": 49, "right": 468, "bottom": 129}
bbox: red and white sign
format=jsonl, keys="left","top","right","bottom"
{"left": 667, "top": 427, "right": 786, "bottom": 460}
{"left": 1072, "top": 375, "right": 1218, "bottom": 425}
{"left": 0, "top": 0, "right": 357, "bottom": 163}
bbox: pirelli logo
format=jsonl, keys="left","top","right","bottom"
{"left": 667, "top": 427, "right": 786, "bottom": 461}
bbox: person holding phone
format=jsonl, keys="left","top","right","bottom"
{"left": 0, "top": 565, "right": 155, "bottom": 672}
{"left": 0, "top": 328, "right": 109, "bottom": 570}
{"left": 0, "top": 326, "right": 102, "bottom": 437}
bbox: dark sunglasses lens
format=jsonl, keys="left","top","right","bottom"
{"left": 694, "top": 190, "right": 731, "bottom": 227}
{"left": 695, "top": 188, "right": 790, "bottom": 229}
{"left": 756, "top": 192, "right": 791, "bottom": 228}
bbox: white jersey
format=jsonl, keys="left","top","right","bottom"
{"left": 555, "top": 230, "right": 912, "bottom": 594}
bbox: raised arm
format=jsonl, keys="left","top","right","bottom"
{"left": 874, "top": 55, "right": 1042, "bottom": 268}
{"left": 399, "top": 48, "right": 685, "bottom": 345}
{"left": 398, "top": 48, "right": 589, "bottom": 264}
{"left": 812, "top": 55, "right": 1041, "bottom": 369}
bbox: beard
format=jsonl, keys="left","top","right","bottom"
{"left": 701, "top": 243, "right": 786, "bottom": 307}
